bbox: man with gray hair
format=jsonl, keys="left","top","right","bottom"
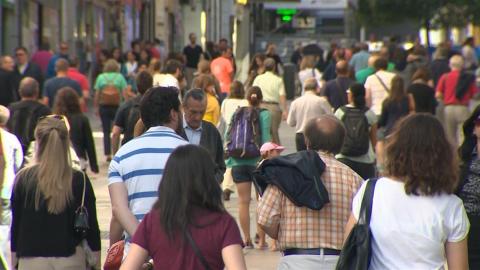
{"left": 42, "top": 58, "right": 82, "bottom": 107}
{"left": 0, "top": 104, "right": 23, "bottom": 269}
{"left": 257, "top": 115, "right": 362, "bottom": 270}
{"left": 287, "top": 77, "right": 332, "bottom": 151}
{"left": 436, "top": 55, "right": 478, "bottom": 145}
{"left": 178, "top": 88, "right": 225, "bottom": 183}
{"left": 7, "top": 77, "right": 51, "bottom": 154}
{"left": 253, "top": 57, "right": 288, "bottom": 144}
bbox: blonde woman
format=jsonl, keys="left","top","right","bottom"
{"left": 94, "top": 59, "right": 127, "bottom": 162}
{"left": 298, "top": 55, "right": 322, "bottom": 95}
{"left": 10, "top": 116, "right": 101, "bottom": 270}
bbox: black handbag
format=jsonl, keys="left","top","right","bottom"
{"left": 336, "top": 179, "right": 378, "bottom": 270}
{"left": 74, "top": 172, "right": 89, "bottom": 238}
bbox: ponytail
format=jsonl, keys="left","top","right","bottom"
{"left": 247, "top": 86, "right": 263, "bottom": 107}
{"left": 34, "top": 117, "right": 72, "bottom": 214}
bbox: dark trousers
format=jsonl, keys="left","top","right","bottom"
{"left": 295, "top": 133, "right": 307, "bottom": 152}
{"left": 99, "top": 105, "right": 118, "bottom": 156}
{"left": 337, "top": 158, "right": 376, "bottom": 180}
{"left": 468, "top": 214, "right": 480, "bottom": 270}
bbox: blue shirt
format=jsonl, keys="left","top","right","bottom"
{"left": 108, "top": 126, "right": 188, "bottom": 240}
{"left": 43, "top": 77, "right": 82, "bottom": 107}
{"left": 349, "top": 50, "right": 370, "bottom": 73}
{"left": 183, "top": 117, "right": 202, "bottom": 145}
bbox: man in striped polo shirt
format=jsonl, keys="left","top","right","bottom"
{"left": 108, "top": 86, "right": 188, "bottom": 255}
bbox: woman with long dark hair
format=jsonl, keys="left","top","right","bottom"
{"left": 121, "top": 145, "right": 246, "bottom": 270}
{"left": 407, "top": 67, "right": 436, "bottom": 114}
{"left": 53, "top": 87, "right": 99, "bottom": 173}
{"left": 245, "top": 53, "right": 266, "bottom": 88}
{"left": 457, "top": 106, "right": 480, "bottom": 269}
{"left": 334, "top": 83, "right": 377, "bottom": 179}
{"left": 344, "top": 113, "right": 469, "bottom": 269}
{"left": 11, "top": 116, "right": 100, "bottom": 269}
{"left": 376, "top": 76, "right": 414, "bottom": 172}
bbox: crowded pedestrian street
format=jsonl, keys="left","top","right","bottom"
{"left": 1, "top": 0, "right": 480, "bottom": 270}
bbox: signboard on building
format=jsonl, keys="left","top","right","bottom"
{"left": 264, "top": 0, "right": 347, "bottom": 9}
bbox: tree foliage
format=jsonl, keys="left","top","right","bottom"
{"left": 355, "top": 0, "right": 480, "bottom": 28}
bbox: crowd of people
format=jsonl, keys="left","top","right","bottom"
{"left": 0, "top": 33, "right": 478, "bottom": 270}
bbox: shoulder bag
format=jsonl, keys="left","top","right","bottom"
{"left": 185, "top": 229, "right": 212, "bottom": 270}
{"left": 374, "top": 74, "right": 390, "bottom": 93}
{"left": 336, "top": 179, "right": 378, "bottom": 270}
{"left": 74, "top": 172, "right": 89, "bottom": 237}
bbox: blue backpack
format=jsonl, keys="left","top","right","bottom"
{"left": 226, "top": 107, "right": 263, "bottom": 159}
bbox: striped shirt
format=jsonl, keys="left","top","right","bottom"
{"left": 108, "top": 126, "right": 187, "bottom": 238}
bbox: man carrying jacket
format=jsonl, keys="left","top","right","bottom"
{"left": 257, "top": 115, "right": 363, "bottom": 270}
{"left": 178, "top": 88, "right": 226, "bottom": 183}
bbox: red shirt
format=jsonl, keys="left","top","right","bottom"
{"left": 132, "top": 208, "right": 242, "bottom": 270}
{"left": 436, "top": 70, "right": 477, "bottom": 105}
{"left": 211, "top": 57, "right": 234, "bottom": 93}
{"left": 67, "top": 68, "right": 89, "bottom": 112}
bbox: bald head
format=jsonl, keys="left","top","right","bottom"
{"left": 335, "top": 60, "right": 349, "bottom": 76}
{"left": 0, "top": 56, "right": 14, "bottom": 72}
{"left": 19, "top": 77, "right": 39, "bottom": 98}
{"left": 304, "top": 115, "right": 345, "bottom": 154}
{"left": 367, "top": 55, "right": 379, "bottom": 67}
{"left": 304, "top": 77, "right": 319, "bottom": 92}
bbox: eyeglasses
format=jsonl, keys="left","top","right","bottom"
{"left": 39, "top": 114, "right": 70, "bottom": 131}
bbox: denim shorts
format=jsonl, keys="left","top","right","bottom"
{"left": 231, "top": 165, "right": 256, "bottom": 183}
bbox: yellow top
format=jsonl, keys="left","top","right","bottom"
{"left": 203, "top": 93, "right": 220, "bottom": 125}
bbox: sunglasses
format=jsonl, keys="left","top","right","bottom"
{"left": 39, "top": 114, "right": 70, "bottom": 131}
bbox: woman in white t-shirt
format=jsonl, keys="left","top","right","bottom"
{"left": 298, "top": 55, "right": 323, "bottom": 95}
{"left": 344, "top": 113, "right": 470, "bottom": 270}
{"left": 220, "top": 81, "right": 248, "bottom": 200}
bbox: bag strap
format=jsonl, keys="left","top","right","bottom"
{"left": 80, "top": 172, "right": 86, "bottom": 208}
{"left": 374, "top": 74, "right": 389, "bottom": 93}
{"left": 185, "top": 229, "right": 212, "bottom": 270}
{"left": 358, "top": 178, "right": 378, "bottom": 225}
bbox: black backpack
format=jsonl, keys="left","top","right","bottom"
{"left": 339, "top": 106, "right": 370, "bottom": 157}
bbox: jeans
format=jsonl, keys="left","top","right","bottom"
{"left": 295, "top": 133, "right": 307, "bottom": 152}
{"left": 99, "top": 105, "right": 118, "bottom": 156}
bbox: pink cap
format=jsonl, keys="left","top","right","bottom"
{"left": 260, "top": 142, "right": 285, "bottom": 154}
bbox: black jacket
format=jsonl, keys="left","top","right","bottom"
{"left": 67, "top": 113, "right": 99, "bottom": 173}
{"left": 0, "top": 68, "right": 18, "bottom": 106}
{"left": 179, "top": 120, "right": 226, "bottom": 183}
{"left": 14, "top": 62, "right": 44, "bottom": 95}
{"left": 254, "top": 150, "right": 330, "bottom": 210}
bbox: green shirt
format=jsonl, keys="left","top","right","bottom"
{"left": 94, "top": 72, "right": 127, "bottom": 93}
{"left": 225, "top": 109, "right": 272, "bottom": 167}
{"left": 334, "top": 105, "right": 377, "bottom": 164}
{"left": 355, "top": 63, "right": 396, "bottom": 84}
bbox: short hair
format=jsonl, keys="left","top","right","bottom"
{"left": 19, "top": 77, "right": 39, "bottom": 98}
{"left": 0, "top": 105, "right": 10, "bottom": 125}
{"left": 304, "top": 78, "right": 318, "bottom": 91}
{"left": 349, "top": 83, "right": 366, "bottom": 109}
{"left": 55, "top": 59, "right": 69, "bottom": 72}
{"left": 69, "top": 57, "right": 79, "bottom": 67}
{"left": 140, "top": 86, "right": 180, "bottom": 129}
{"left": 229, "top": 81, "right": 245, "bottom": 99}
{"left": 189, "top": 33, "right": 196, "bottom": 39}
{"left": 450, "top": 55, "right": 464, "bottom": 70}
{"left": 183, "top": 88, "right": 206, "bottom": 106}
{"left": 136, "top": 71, "right": 153, "bottom": 95}
{"left": 384, "top": 113, "right": 458, "bottom": 195}
{"left": 15, "top": 46, "right": 28, "bottom": 54}
{"left": 163, "top": 59, "right": 183, "bottom": 75}
{"left": 264, "top": 58, "right": 276, "bottom": 72}
{"left": 304, "top": 115, "right": 346, "bottom": 154}
{"left": 335, "top": 60, "right": 349, "bottom": 75}
{"left": 103, "top": 59, "right": 120, "bottom": 73}
{"left": 373, "top": 57, "right": 388, "bottom": 71}
{"left": 219, "top": 38, "right": 228, "bottom": 43}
